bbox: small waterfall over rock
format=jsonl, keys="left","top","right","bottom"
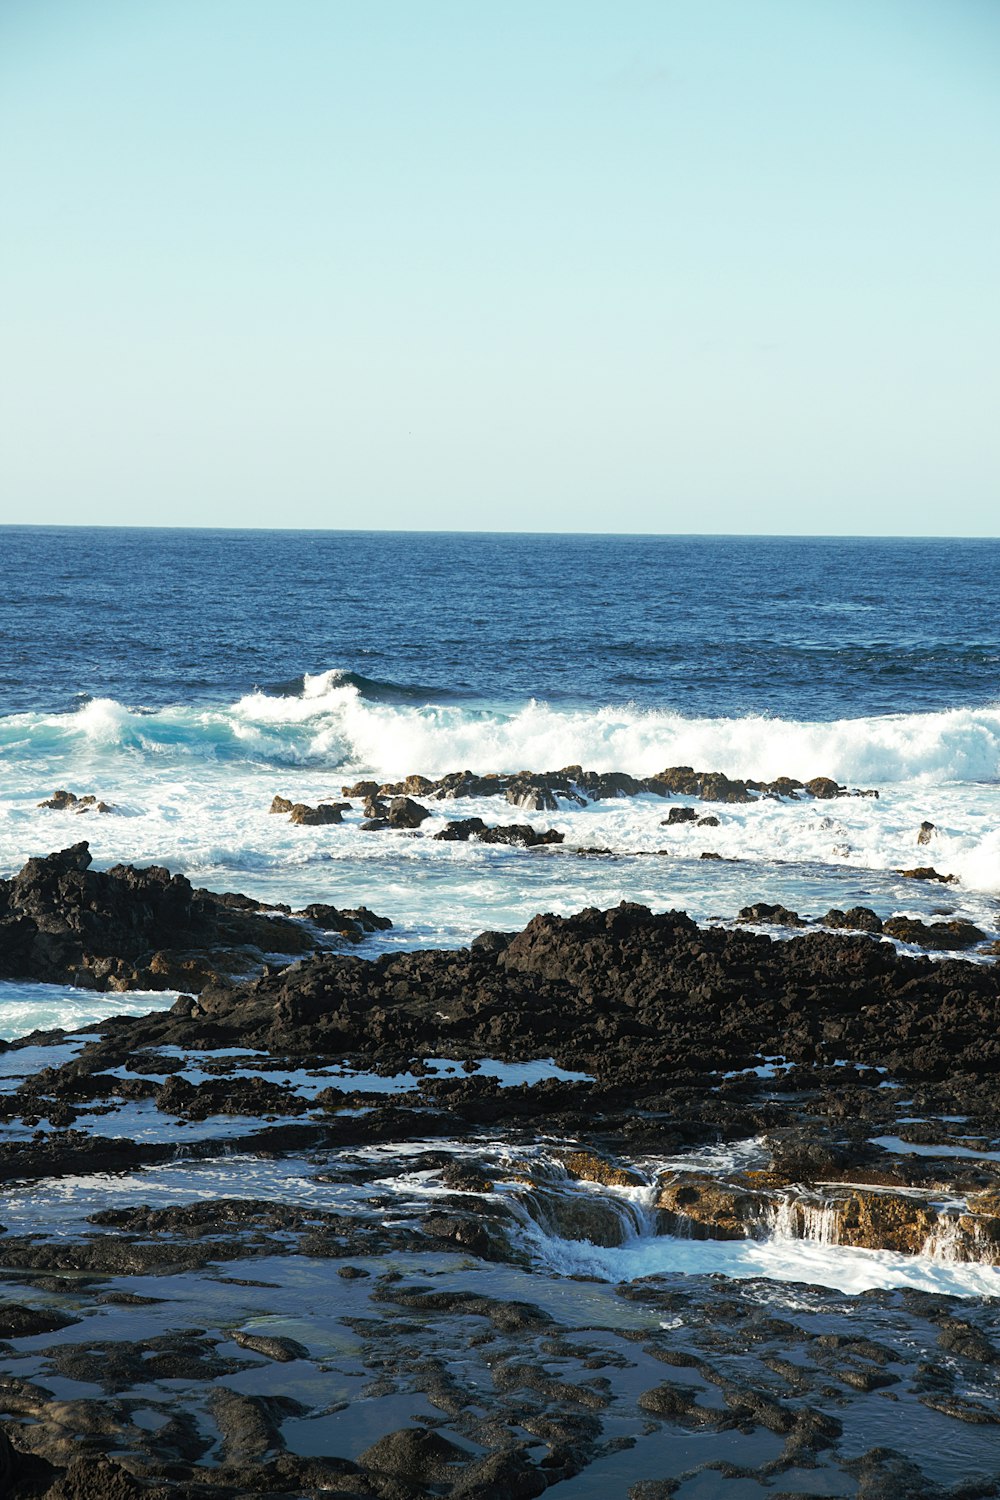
{"left": 769, "top": 1192, "right": 841, "bottom": 1246}
{"left": 430, "top": 1144, "right": 1000, "bottom": 1282}
{"left": 499, "top": 1154, "right": 659, "bottom": 1252}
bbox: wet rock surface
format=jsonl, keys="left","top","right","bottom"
{"left": 0, "top": 844, "right": 390, "bottom": 991}
{"left": 1, "top": 879, "right": 999, "bottom": 1495}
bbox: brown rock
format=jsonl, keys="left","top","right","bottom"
{"left": 698, "top": 771, "right": 752, "bottom": 803}
{"left": 823, "top": 907, "right": 883, "bottom": 933}
{"left": 882, "top": 917, "right": 984, "bottom": 950}
{"left": 387, "top": 796, "right": 431, "bottom": 828}
{"left": 289, "top": 802, "right": 348, "bottom": 826}
{"left": 559, "top": 1150, "right": 645, "bottom": 1188}
{"left": 805, "top": 776, "right": 844, "bottom": 799}
{"left": 656, "top": 1174, "right": 769, "bottom": 1240}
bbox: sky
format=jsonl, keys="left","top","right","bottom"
{"left": 0, "top": 0, "right": 998, "bottom": 534}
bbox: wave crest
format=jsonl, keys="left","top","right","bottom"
{"left": 1, "top": 673, "right": 999, "bottom": 784}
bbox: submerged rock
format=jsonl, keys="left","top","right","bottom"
{"left": 434, "top": 817, "right": 489, "bottom": 842}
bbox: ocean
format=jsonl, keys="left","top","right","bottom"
{"left": 2, "top": 528, "right": 998, "bottom": 1026}
{"left": 3, "top": 527, "right": 1000, "bottom": 1492}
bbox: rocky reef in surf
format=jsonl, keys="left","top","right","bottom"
{"left": 0, "top": 843, "right": 390, "bottom": 994}
{"left": 334, "top": 763, "right": 879, "bottom": 813}
{"left": 265, "top": 765, "right": 881, "bottom": 835}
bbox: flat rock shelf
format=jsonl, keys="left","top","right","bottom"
{"left": 1, "top": 854, "right": 999, "bottom": 1498}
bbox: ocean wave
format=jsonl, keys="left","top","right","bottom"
{"left": 1, "top": 671, "right": 999, "bottom": 785}
{"left": 258, "top": 668, "right": 465, "bottom": 705}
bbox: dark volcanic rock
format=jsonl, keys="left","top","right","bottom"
{"left": 97, "top": 900, "right": 1000, "bottom": 1098}
{"left": 0, "top": 1305, "right": 78, "bottom": 1339}
{"left": 271, "top": 794, "right": 351, "bottom": 824}
{"left": 387, "top": 796, "right": 431, "bottom": 828}
{"left": 0, "top": 845, "right": 388, "bottom": 991}
{"left": 738, "top": 902, "right": 807, "bottom": 928}
{"left": 804, "top": 776, "right": 843, "bottom": 798}
{"left": 434, "top": 820, "right": 563, "bottom": 847}
{"left": 434, "top": 817, "right": 489, "bottom": 842}
{"left": 478, "top": 823, "right": 564, "bottom": 848}
{"left": 882, "top": 917, "right": 985, "bottom": 950}
{"left": 37, "top": 789, "right": 115, "bottom": 815}
{"left": 823, "top": 907, "right": 884, "bottom": 934}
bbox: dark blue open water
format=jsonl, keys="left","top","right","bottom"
{"left": 2, "top": 528, "right": 998, "bottom": 718}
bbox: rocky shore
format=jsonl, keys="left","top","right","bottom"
{"left": 1, "top": 849, "right": 999, "bottom": 1497}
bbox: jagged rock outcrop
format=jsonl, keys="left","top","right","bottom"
{"left": 37, "top": 789, "right": 115, "bottom": 814}
{"left": 0, "top": 844, "right": 388, "bottom": 991}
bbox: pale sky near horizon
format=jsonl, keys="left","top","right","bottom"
{"left": 1, "top": 0, "right": 998, "bottom": 534}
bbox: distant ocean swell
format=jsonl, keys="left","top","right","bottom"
{"left": 1, "top": 668, "right": 999, "bottom": 785}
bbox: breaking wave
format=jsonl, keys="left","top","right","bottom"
{"left": 1, "top": 667, "right": 999, "bottom": 785}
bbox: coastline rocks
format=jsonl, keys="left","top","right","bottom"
{"left": 298, "top": 902, "right": 391, "bottom": 936}
{"left": 738, "top": 902, "right": 807, "bottom": 927}
{"left": 289, "top": 801, "right": 349, "bottom": 826}
{"left": 661, "top": 807, "right": 698, "bottom": 826}
{"left": 380, "top": 774, "right": 436, "bottom": 797}
{"left": 918, "top": 820, "right": 936, "bottom": 845}
{"left": 559, "top": 1150, "right": 646, "bottom": 1188}
{"left": 434, "top": 819, "right": 564, "bottom": 847}
{"left": 360, "top": 796, "right": 431, "bottom": 831}
{"left": 112, "top": 896, "right": 1000, "bottom": 1091}
{"left": 882, "top": 917, "right": 985, "bottom": 950}
{"left": 479, "top": 824, "right": 564, "bottom": 848}
{"left": 897, "top": 866, "right": 957, "bottom": 884}
{"left": 0, "top": 844, "right": 388, "bottom": 991}
{"left": 434, "top": 817, "right": 489, "bottom": 842}
{"left": 37, "top": 789, "right": 115, "bottom": 814}
{"left": 656, "top": 1169, "right": 1000, "bottom": 1262}
{"left": 575, "top": 771, "right": 644, "bottom": 800}
{"left": 327, "top": 764, "right": 880, "bottom": 811}
{"left": 822, "top": 907, "right": 884, "bottom": 933}
{"left": 657, "top": 1174, "right": 769, "bottom": 1240}
{"left": 341, "top": 779, "right": 380, "bottom": 798}
{"left": 803, "top": 776, "right": 843, "bottom": 799}
{"left": 387, "top": 796, "right": 430, "bottom": 828}
{"left": 270, "top": 796, "right": 350, "bottom": 825}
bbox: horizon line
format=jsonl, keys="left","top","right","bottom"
{"left": 1, "top": 523, "right": 997, "bottom": 542}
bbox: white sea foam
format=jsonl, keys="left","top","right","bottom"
{"left": 1, "top": 675, "right": 998, "bottom": 1007}
{"left": 3, "top": 674, "right": 1000, "bottom": 784}
{"left": 0, "top": 982, "right": 178, "bottom": 1042}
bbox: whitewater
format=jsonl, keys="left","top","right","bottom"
{"left": 2, "top": 673, "right": 999, "bottom": 938}
{"left": 2, "top": 529, "right": 999, "bottom": 1312}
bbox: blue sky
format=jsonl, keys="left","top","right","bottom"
{"left": 1, "top": 0, "right": 997, "bottom": 533}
